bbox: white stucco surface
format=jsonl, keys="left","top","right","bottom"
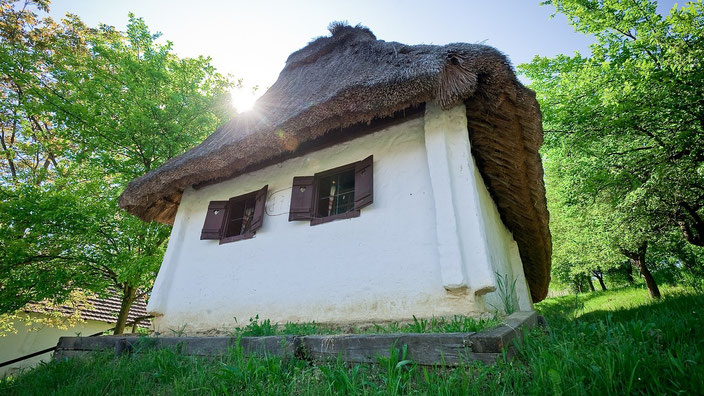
{"left": 0, "top": 313, "right": 113, "bottom": 376}
{"left": 148, "top": 104, "right": 532, "bottom": 333}
{"left": 425, "top": 103, "right": 532, "bottom": 312}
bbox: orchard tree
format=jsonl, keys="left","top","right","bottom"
{"left": 521, "top": 0, "right": 704, "bottom": 297}
{"left": 0, "top": 0, "right": 233, "bottom": 333}
{"left": 49, "top": 13, "right": 233, "bottom": 179}
{"left": 0, "top": 0, "right": 66, "bottom": 185}
{"left": 44, "top": 13, "right": 233, "bottom": 333}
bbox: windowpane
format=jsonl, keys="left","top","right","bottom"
{"left": 225, "top": 197, "right": 256, "bottom": 237}
{"left": 316, "top": 169, "right": 356, "bottom": 217}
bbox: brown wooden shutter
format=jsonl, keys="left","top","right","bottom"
{"left": 200, "top": 201, "right": 228, "bottom": 240}
{"left": 354, "top": 155, "right": 373, "bottom": 210}
{"left": 289, "top": 176, "right": 315, "bottom": 221}
{"left": 250, "top": 185, "right": 268, "bottom": 231}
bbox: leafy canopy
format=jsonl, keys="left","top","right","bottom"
{"left": 0, "top": 0, "right": 233, "bottom": 332}
{"left": 520, "top": 0, "right": 704, "bottom": 286}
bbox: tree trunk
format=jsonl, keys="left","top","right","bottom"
{"left": 677, "top": 203, "right": 704, "bottom": 247}
{"left": 587, "top": 276, "right": 595, "bottom": 292}
{"left": 634, "top": 258, "right": 661, "bottom": 299}
{"left": 594, "top": 269, "right": 607, "bottom": 291}
{"left": 114, "top": 285, "right": 137, "bottom": 335}
{"left": 597, "top": 277, "right": 607, "bottom": 291}
{"left": 575, "top": 279, "right": 583, "bottom": 293}
{"left": 623, "top": 242, "right": 661, "bottom": 299}
{"left": 625, "top": 263, "right": 635, "bottom": 284}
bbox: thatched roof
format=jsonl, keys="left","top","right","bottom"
{"left": 119, "top": 23, "right": 551, "bottom": 301}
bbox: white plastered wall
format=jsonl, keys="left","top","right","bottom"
{"left": 424, "top": 103, "right": 533, "bottom": 312}
{"left": 148, "top": 104, "right": 532, "bottom": 333}
{"left": 0, "top": 313, "right": 113, "bottom": 376}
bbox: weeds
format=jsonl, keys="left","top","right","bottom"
{"left": 319, "top": 356, "right": 368, "bottom": 394}
{"left": 228, "top": 313, "right": 500, "bottom": 337}
{"left": 167, "top": 323, "right": 188, "bottom": 337}
{"left": 492, "top": 271, "right": 518, "bottom": 314}
{"left": 239, "top": 315, "right": 276, "bottom": 336}
{"left": 377, "top": 343, "right": 415, "bottom": 396}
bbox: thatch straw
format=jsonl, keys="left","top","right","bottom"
{"left": 118, "top": 24, "right": 551, "bottom": 301}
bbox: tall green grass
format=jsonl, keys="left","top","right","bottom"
{"left": 2, "top": 285, "right": 702, "bottom": 395}
{"left": 230, "top": 314, "right": 501, "bottom": 337}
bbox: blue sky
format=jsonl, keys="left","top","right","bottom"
{"left": 49, "top": 0, "right": 680, "bottom": 110}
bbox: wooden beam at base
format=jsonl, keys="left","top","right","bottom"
{"left": 54, "top": 311, "right": 539, "bottom": 367}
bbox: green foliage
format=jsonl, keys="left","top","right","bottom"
{"left": 238, "top": 315, "right": 277, "bottom": 337}
{"left": 50, "top": 13, "right": 232, "bottom": 178}
{"left": 376, "top": 343, "right": 415, "bottom": 396}
{"left": 2, "top": 286, "right": 702, "bottom": 394}
{"left": 520, "top": 0, "right": 704, "bottom": 291}
{"left": 227, "top": 314, "right": 501, "bottom": 337}
{"left": 0, "top": 0, "right": 233, "bottom": 333}
{"left": 398, "top": 315, "right": 501, "bottom": 334}
{"left": 319, "top": 358, "right": 368, "bottom": 395}
{"left": 492, "top": 272, "right": 518, "bottom": 314}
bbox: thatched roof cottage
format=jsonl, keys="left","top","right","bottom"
{"left": 120, "top": 23, "right": 551, "bottom": 332}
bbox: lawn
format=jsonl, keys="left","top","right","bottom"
{"left": 222, "top": 313, "right": 502, "bottom": 338}
{"left": 1, "top": 285, "right": 702, "bottom": 395}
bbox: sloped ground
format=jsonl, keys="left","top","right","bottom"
{"left": 1, "top": 285, "right": 702, "bottom": 395}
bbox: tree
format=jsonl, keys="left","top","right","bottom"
{"left": 0, "top": 0, "right": 233, "bottom": 333}
{"left": 544, "top": 138, "right": 668, "bottom": 298}
{"left": 1, "top": 0, "right": 78, "bottom": 315}
{"left": 523, "top": 0, "right": 704, "bottom": 246}
{"left": 0, "top": 0, "right": 64, "bottom": 186}
{"left": 49, "top": 13, "right": 232, "bottom": 179}
{"left": 520, "top": 0, "right": 704, "bottom": 298}
{"left": 543, "top": 156, "right": 623, "bottom": 292}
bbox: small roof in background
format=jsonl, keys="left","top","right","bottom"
{"left": 26, "top": 292, "right": 149, "bottom": 329}
{"left": 119, "top": 22, "right": 552, "bottom": 302}
{"left": 81, "top": 294, "right": 149, "bottom": 328}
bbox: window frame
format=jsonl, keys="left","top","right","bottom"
{"left": 310, "top": 162, "right": 361, "bottom": 226}
{"left": 219, "top": 190, "right": 258, "bottom": 244}
{"left": 200, "top": 185, "right": 268, "bottom": 244}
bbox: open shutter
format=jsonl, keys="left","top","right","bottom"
{"left": 200, "top": 201, "right": 228, "bottom": 240}
{"left": 354, "top": 155, "right": 373, "bottom": 210}
{"left": 250, "top": 185, "right": 269, "bottom": 231}
{"left": 289, "top": 176, "right": 315, "bottom": 221}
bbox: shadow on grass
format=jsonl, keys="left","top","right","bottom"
{"left": 515, "top": 287, "right": 704, "bottom": 395}
{"left": 538, "top": 285, "right": 654, "bottom": 321}
{"left": 577, "top": 291, "right": 704, "bottom": 330}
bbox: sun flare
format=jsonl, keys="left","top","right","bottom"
{"left": 230, "top": 89, "right": 260, "bottom": 113}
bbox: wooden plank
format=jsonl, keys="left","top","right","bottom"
{"left": 52, "top": 311, "right": 540, "bottom": 366}
{"left": 470, "top": 311, "right": 537, "bottom": 353}
{"left": 503, "top": 311, "right": 538, "bottom": 329}
{"left": 400, "top": 333, "right": 476, "bottom": 366}
{"left": 149, "top": 336, "right": 298, "bottom": 358}
{"left": 153, "top": 337, "right": 235, "bottom": 356}
{"left": 467, "top": 352, "right": 502, "bottom": 365}
{"left": 56, "top": 336, "right": 124, "bottom": 351}
{"left": 302, "top": 333, "right": 480, "bottom": 366}
{"left": 469, "top": 325, "right": 516, "bottom": 353}
{"left": 53, "top": 349, "right": 92, "bottom": 360}
{"left": 114, "top": 338, "right": 130, "bottom": 357}
{"left": 239, "top": 336, "right": 299, "bottom": 358}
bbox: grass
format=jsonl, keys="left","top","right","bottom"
{"left": 230, "top": 314, "right": 502, "bottom": 337}
{"left": 1, "top": 285, "right": 703, "bottom": 395}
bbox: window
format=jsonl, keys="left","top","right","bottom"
{"left": 289, "top": 155, "right": 373, "bottom": 225}
{"left": 316, "top": 167, "right": 355, "bottom": 218}
{"left": 200, "top": 185, "right": 268, "bottom": 244}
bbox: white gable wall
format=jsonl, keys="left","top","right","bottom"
{"left": 424, "top": 103, "right": 533, "bottom": 312}
{"left": 148, "top": 104, "right": 532, "bottom": 333}
{"left": 0, "top": 313, "right": 113, "bottom": 376}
